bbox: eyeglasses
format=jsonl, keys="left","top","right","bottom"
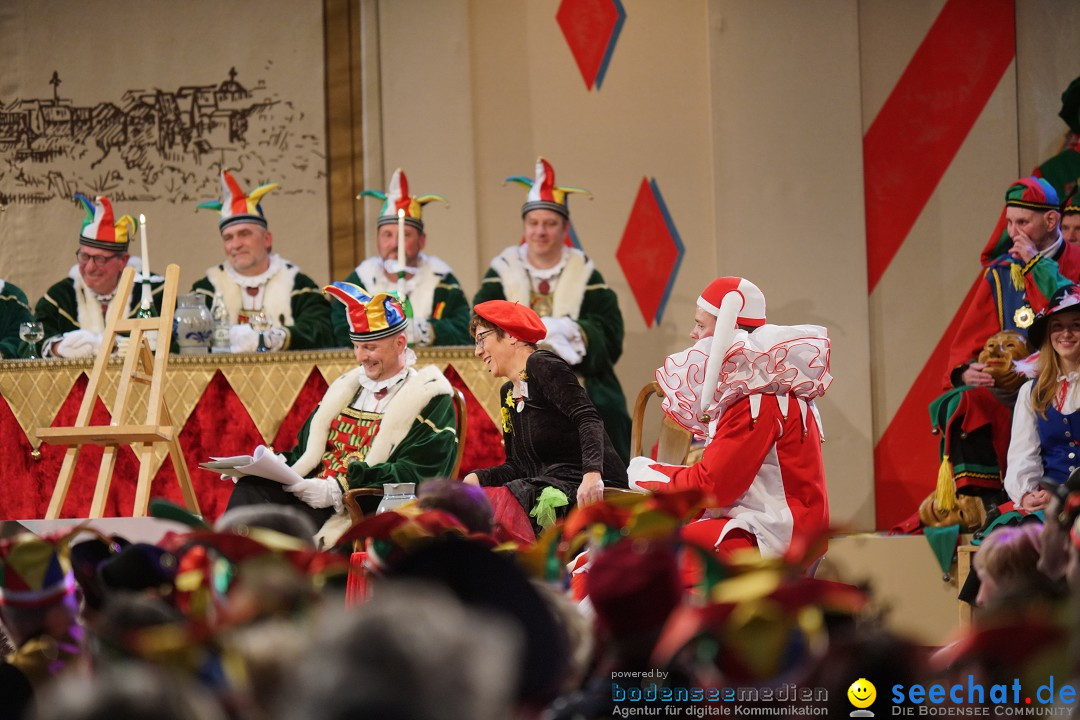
{"left": 75, "top": 250, "right": 120, "bottom": 268}
{"left": 474, "top": 329, "right": 496, "bottom": 349}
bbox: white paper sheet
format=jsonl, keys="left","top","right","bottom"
{"left": 198, "top": 445, "right": 304, "bottom": 485}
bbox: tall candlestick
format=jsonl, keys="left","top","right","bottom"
{"left": 396, "top": 208, "right": 406, "bottom": 277}
{"left": 139, "top": 213, "right": 150, "bottom": 278}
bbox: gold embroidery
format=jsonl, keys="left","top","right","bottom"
{"left": 1014, "top": 305, "right": 1034, "bottom": 329}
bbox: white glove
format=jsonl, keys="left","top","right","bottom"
{"left": 265, "top": 326, "right": 287, "bottom": 352}
{"left": 539, "top": 316, "right": 586, "bottom": 365}
{"left": 229, "top": 324, "right": 259, "bottom": 353}
{"left": 285, "top": 477, "right": 343, "bottom": 511}
{"left": 406, "top": 318, "right": 432, "bottom": 347}
{"left": 55, "top": 329, "right": 103, "bottom": 359}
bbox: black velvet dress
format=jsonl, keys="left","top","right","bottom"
{"left": 475, "top": 350, "right": 628, "bottom": 522}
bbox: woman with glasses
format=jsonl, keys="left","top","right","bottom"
{"left": 463, "top": 300, "right": 628, "bottom": 535}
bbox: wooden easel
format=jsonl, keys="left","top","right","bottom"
{"left": 37, "top": 264, "right": 200, "bottom": 519}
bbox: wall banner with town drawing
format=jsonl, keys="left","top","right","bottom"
{"left": 0, "top": 0, "right": 330, "bottom": 301}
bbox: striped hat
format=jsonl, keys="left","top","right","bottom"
{"left": 198, "top": 169, "right": 279, "bottom": 231}
{"left": 359, "top": 168, "right": 446, "bottom": 231}
{"left": 0, "top": 532, "right": 75, "bottom": 608}
{"left": 76, "top": 194, "right": 136, "bottom": 252}
{"left": 1004, "top": 177, "right": 1060, "bottom": 212}
{"left": 324, "top": 281, "right": 408, "bottom": 341}
{"left": 506, "top": 157, "right": 590, "bottom": 219}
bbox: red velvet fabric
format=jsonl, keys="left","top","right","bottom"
{"left": 273, "top": 369, "right": 329, "bottom": 451}
{"left": 443, "top": 364, "right": 505, "bottom": 476}
{"left": 152, "top": 371, "right": 263, "bottom": 522}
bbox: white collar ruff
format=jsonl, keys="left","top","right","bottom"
{"left": 224, "top": 253, "right": 288, "bottom": 289}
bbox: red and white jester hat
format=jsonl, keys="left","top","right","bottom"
{"left": 697, "top": 277, "right": 766, "bottom": 418}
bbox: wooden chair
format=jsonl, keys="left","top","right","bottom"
{"left": 630, "top": 380, "right": 693, "bottom": 465}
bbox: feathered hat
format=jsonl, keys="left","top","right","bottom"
{"left": 505, "top": 157, "right": 590, "bottom": 219}
{"left": 197, "top": 169, "right": 279, "bottom": 231}
{"left": 324, "top": 281, "right": 408, "bottom": 342}
{"left": 76, "top": 194, "right": 137, "bottom": 252}
{"left": 359, "top": 168, "right": 446, "bottom": 231}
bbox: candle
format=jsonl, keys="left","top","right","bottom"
{"left": 139, "top": 213, "right": 149, "bottom": 278}
{"left": 396, "top": 208, "right": 406, "bottom": 277}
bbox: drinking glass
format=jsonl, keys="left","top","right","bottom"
{"left": 18, "top": 321, "right": 43, "bottom": 359}
{"left": 249, "top": 312, "right": 271, "bottom": 353}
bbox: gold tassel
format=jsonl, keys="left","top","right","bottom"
{"left": 1010, "top": 262, "right": 1024, "bottom": 291}
{"left": 935, "top": 454, "right": 957, "bottom": 512}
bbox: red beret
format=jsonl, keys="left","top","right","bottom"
{"left": 474, "top": 300, "right": 547, "bottom": 344}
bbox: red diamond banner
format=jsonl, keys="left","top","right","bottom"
{"left": 616, "top": 178, "right": 684, "bottom": 328}
{"left": 556, "top": 0, "right": 626, "bottom": 90}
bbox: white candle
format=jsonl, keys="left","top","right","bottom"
{"left": 139, "top": 213, "right": 149, "bottom": 278}
{"left": 396, "top": 208, "right": 406, "bottom": 277}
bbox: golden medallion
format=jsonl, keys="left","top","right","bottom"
{"left": 1014, "top": 305, "right": 1034, "bottom": 329}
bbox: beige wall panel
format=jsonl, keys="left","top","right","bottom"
{"left": 1016, "top": 1, "right": 1080, "bottom": 172}
{"left": 375, "top": 0, "right": 481, "bottom": 292}
{"left": 868, "top": 72, "right": 1019, "bottom": 437}
{"left": 857, "top": 0, "right": 947, "bottom": 129}
{"left": 708, "top": 1, "right": 873, "bottom": 527}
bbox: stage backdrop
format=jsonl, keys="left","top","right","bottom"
{"left": 0, "top": 0, "right": 331, "bottom": 303}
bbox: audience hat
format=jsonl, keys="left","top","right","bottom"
{"left": 359, "top": 168, "right": 446, "bottom": 231}
{"left": 197, "top": 169, "right": 279, "bottom": 231}
{"left": 505, "top": 157, "right": 590, "bottom": 219}
{"left": 324, "top": 281, "right": 408, "bottom": 341}
{"left": 474, "top": 300, "right": 547, "bottom": 344}
{"left": 76, "top": 194, "right": 136, "bottom": 252}
{"left": 0, "top": 532, "right": 76, "bottom": 607}
{"left": 1004, "top": 177, "right": 1061, "bottom": 212}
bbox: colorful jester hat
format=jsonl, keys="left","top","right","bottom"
{"left": 506, "top": 157, "right": 591, "bottom": 219}
{"left": 324, "top": 281, "right": 408, "bottom": 341}
{"left": 75, "top": 193, "right": 137, "bottom": 252}
{"left": 358, "top": 168, "right": 447, "bottom": 232}
{"left": 197, "top": 169, "right": 279, "bottom": 231}
{"left": 0, "top": 531, "right": 78, "bottom": 608}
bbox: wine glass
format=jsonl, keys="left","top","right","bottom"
{"left": 18, "top": 321, "right": 43, "bottom": 359}
{"left": 249, "top": 312, "right": 271, "bottom": 353}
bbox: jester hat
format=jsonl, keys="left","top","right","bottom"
{"left": 1064, "top": 187, "right": 1080, "bottom": 216}
{"left": 197, "top": 169, "right": 279, "bottom": 231}
{"left": 359, "top": 168, "right": 446, "bottom": 232}
{"left": 324, "top": 281, "right": 408, "bottom": 342}
{"left": 0, "top": 531, "right": 76, "bottom": 608}
{"left": 75, "top": 194, "right": 136, "bottom": 252}
{"left": 698, "top": 277, "right": 768, "bottom": 419}
{"left": 1004, "top": 177, "right": 1061, "bottom": 213}
{"left": 506, "top": 157, "right": 590, "bottom": 219}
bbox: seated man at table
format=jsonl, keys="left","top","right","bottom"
{"left": 336, "top": 167, "right": 471, "bottom": 346}
{"left": 226, "top": 281, "right": 458, "bottom": 542}
{"left": 194, "top": 169, "right": 333, "bottom": 352}
{"left": 0, "top": 279, "right": 33, "bottom": 358}
{"left": 37, "top": 194, "right": 163, "bottom": 358}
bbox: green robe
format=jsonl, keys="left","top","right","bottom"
{"left": 473, "top": 246, "right": 631, "bottom": 463}
{"left": 0, "top": 281, "right": 34, "bottom": 358}
{"left": 286, "top": 364, "right": 458, "bottom": 491}
{"left": 331, "top": 254, "right": 471, "bottom": 347}
{"left": 36, "top": 272, "right": 165, "bottom": 354}
{"left": 192, "top": 257, "right": 333, "bottom": 350}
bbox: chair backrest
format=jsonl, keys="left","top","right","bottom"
{"left": 630, "top": 380, "right": 692, "bottom": 465}
{"left": 450, "top": 387, "right": 468, "bottom": 479}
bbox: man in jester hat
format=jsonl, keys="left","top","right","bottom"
{"left": 192, "top": 169, "right": 333, "bottom": 353}
{"left": 334, "top": 167, "right": 471, "bottom": 347}
{"left": 37, "top": 194, "right": 163, "bottom": 358}
{"left": 226, "top": 281, "right": 457, "bottom": 542}
{"left": 946, "top": 177, "right": 1080, "bottom": 389}
{"left": 628, "top": 277, "right": 832, "bottom": 562}
{"left": 473, "top": 157, "right": 631, "bottom": 463}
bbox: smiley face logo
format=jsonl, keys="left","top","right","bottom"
{"left": 847, "top": 678, "right": 876, "bottom": 709}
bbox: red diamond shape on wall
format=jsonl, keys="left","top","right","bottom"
{"left": 556, "top": 0, "right": 626, "bottom": 90}
{"left": 616, "top": 178, "right": 685, "bottom": 328}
